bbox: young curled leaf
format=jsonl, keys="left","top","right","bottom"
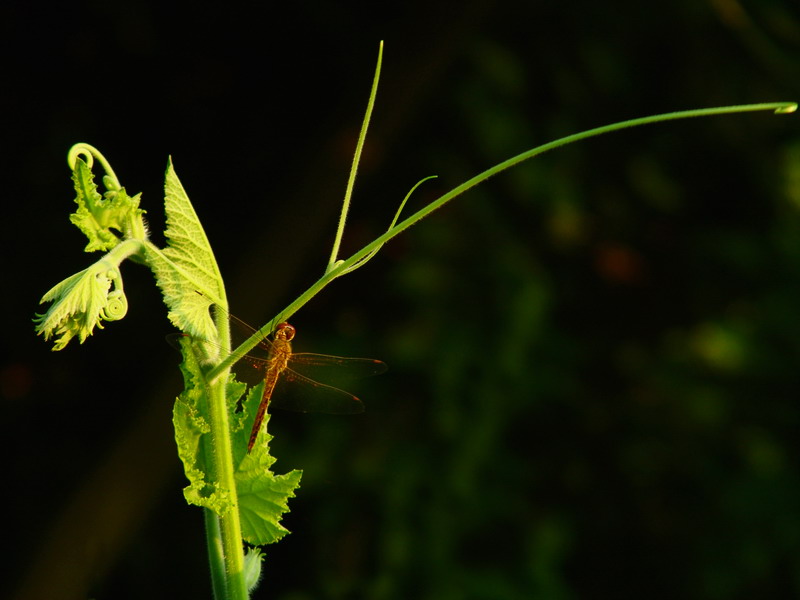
{"left": 34, "top": 259, "right": 128, "bottom": 350}
{"left": 69, "top": 156, "right": 147, "bottom": 252}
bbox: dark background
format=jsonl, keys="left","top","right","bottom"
{"left": 3, "top": 1, "right": 800, "bottom": 599}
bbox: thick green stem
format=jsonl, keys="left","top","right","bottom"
{"left": 206, "top": 377, "right": 247, "bottom": 600}
{"left": 198, "top": 291, "right": 247, "bottom": 599}
{"left": 195, "top": 294, "right": 244, "bottom": 599}
{"left": 205, "top": 509, "right": 228, "bottom": 598}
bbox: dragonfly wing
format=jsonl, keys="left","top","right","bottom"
{"left": 269, "top": 368, "right": 366, "bottom": 414}
{"left": 289, "top": 353, "right": 388, "bottom": 380}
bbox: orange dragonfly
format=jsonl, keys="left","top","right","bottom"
{"left": 194, "top": 308, "right": 387, "bottom": 453}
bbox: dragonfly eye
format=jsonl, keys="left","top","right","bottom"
{"left": 275, "top": 322, "right": 296, "bottom": 341}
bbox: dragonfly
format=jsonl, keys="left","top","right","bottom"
{"left": 187, "top": 307, "right": 387, "bottom": 453}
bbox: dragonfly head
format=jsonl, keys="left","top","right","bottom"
{"left": 275, "top": 322, "right": 296, "bottom": 342}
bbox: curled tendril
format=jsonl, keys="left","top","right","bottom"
{"left": 102, "top": 275, "right": 128, "bottom": 321}
{"left": 67, "top": 143, "right": 122, "bottom": 192}
{"left": 67, "top": 143, "right": 93, "bottom": 169}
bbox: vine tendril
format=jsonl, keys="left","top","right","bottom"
{"left": 67, "top": 143, "right": 122, "bottom": 192}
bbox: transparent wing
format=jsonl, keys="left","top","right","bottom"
{"left": 270, "top": 368, "right": 367, "bottom": 413}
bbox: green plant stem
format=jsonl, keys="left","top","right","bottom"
{"left": 205, "top": 376, "right": 247, "bottom": 600}
{"left": 206, "top": 289, "right": 248, "bottom": 600}
{"left": 198, "top": 295, "right": 245, "bottom": 600}
{"left": 180, "top": 285, "right": 242, "bottom": 599}
{"left": 353, "top": 103, "right": 799, "bottom": 255}
{"left": 205, "top": 509, "right": 228, "bottom": 598}
{"left": 206, "top": 101, "right": 795, "bottom": 383}
{"left": 326, "top": 41, "right": 383, "bottom": 272}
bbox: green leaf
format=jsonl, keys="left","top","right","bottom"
{"left": 69, "top": 158, "right": 145, "bottom": 252}
{"left": 144, "top": 159, "right": 225, "bottom": 339}
{"left": 237, "top": 458, "right": 302, "bottom": 545}
{"left": 34, "top": 258, "right": 128, "bottom": 350}
{"left": 234, "top": 382, "right": 302, "bottom": 545}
